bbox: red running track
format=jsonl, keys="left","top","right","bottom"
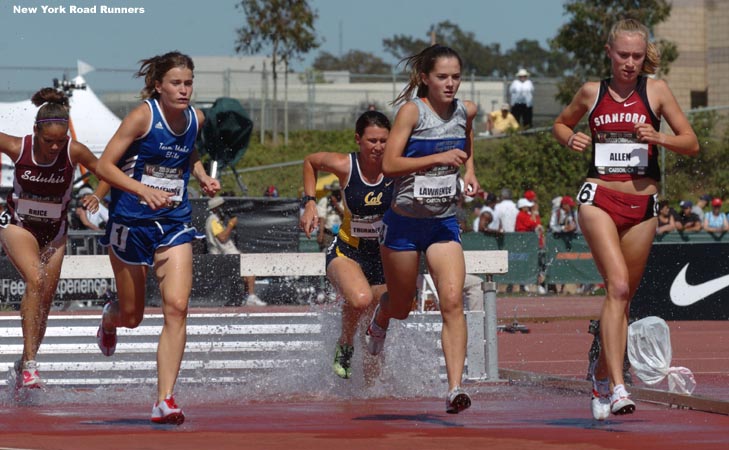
{"left": 1, "top": 296, "right": 727, "bottom": 450}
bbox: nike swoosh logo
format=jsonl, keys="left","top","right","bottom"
{"left": 669, "top": 263, "right": 729, "bottom": 306}
{"left": 623, "top": 101, "right": 638, "bottom": 107}
{"left": 384, "top": 181, "right": 393, "bottom": 187}
{"left": 630, "top": 205, "right": 639, "bottom": 209}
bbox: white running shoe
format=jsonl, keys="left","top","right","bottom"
{"left": 446, "top": 386, "right": 472, "bottom": 414}
{"left": 610, "top": 383, "right": 636, "bottom": 415}
{"left": 151, "top": 395, "right": 185, "bottom": 425}
{"left": 13, "top": 360, "right": 42, "bottom": 389}
{"left": 591, "top": 378, "right": 611, "bottom": 421}
{"left": 365, "top": 306, "right": 387, "bottom": 355}
{"left": 245, "top": 294, "right": 267, "bottom": 306}
{"left": 96, "top": 301, "right": 117, "bottom": 356}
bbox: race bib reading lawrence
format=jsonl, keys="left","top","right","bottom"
{"left": 413, "top": 173, "right": 458, "bottom": 199}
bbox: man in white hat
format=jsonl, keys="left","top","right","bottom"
{"left": 316, "top": 180, "right": 344, "bottom": 251}
{"left": 509, "top": 68, "right": 534, "bottom": 128}
{"left": 205, "top": 196, "right": 266, "bottom": 306}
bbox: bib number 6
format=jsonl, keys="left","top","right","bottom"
{"left": 577, "top": 182, "right": 597, "bottom": 205}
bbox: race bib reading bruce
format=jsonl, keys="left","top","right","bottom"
{"left": 16, "top": 197, "right": 63, "bottom": 220}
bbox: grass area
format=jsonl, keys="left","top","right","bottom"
{"left": 214, "top": 130, "right": 353, "bottom": 197}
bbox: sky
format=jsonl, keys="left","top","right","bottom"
{"left": 0, "top": 0, "right": 568, "bottom": 95}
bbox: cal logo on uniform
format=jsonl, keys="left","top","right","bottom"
{"left": 364, "top": 191, "right": 383, "bottom": 206}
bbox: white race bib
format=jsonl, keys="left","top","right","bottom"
{"left": 413, "top": 173, "right": 458, "bottom": 199}
{"left": 595, "top": 142, "right": 648, "bottom": 168}
{"left": 350, "top": 218, "right": 383, "bottom": 239}
{"left": 16, "top": 198, "right": 63, "bottom": 220}
{"left": 140, "top": 164, "right": 184, "bottom": 203}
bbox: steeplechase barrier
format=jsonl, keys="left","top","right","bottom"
{"left": 0, "top": 251, "right": 508, "bottom": 387}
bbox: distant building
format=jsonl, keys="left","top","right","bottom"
{"left": 654, "top": 0, "right": 729, "bottom": 110}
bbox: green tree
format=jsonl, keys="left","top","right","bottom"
{"left": 312, "top": 50, "right": 392, "bottom": 78}
{"left": 504, "top": 39, "right": 571, "bottom": 78}
{"left": 551, "top": 0, "right": 677, "bottom": 104}
{"left": 235, "top": 0, "right": 320, "bottom": 144}
{"left": 382, "top": 21, "right": 568, "bottom": 78}
{"left": 383, "top": 21, "right": 503, "bottom": 76}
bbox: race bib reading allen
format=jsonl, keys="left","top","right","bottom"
{"left": 594, "top": 131, "right": 648, "bottom": 175}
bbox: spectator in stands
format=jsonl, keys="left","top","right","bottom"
{"left": 0, "top": 87, "right": 108, "bottom": 390}
{"left": 316, "top": 180, "right": 344, "bottom": 251}
{"left": 485, "top": 103, "right": 520, "bottom": 136}
{"left": 693, "top": 194, "right": 710, "bottom": 222}
{"left": 675, "top": 200, "right": 702, "bottom": 232}
{"left": 549, "top": 195, "right": 578, "bottom": 233}
{"left": 703, "top": 198, "right": 728, "bottom": 234}
{"left": 494, "top": 188, "right": 518, "bottom": 232}
{"left": 205, "top": 196, "right": 265, "bottom": 307}
{"left": 515, "top": 198, "right": 542, "bottom": 233}
{"left": 95, "top": 51, "right": 221, "bottom": 425}
{"left": 73, "top": 184, "right": 108, "bottom": 231}
{"left": 553, "top": 19, "right": 699, "bottom": 419}
{"left": 477, "top": 192, "right": 503, "bottom": 236}
{"left": 263, "top": 185, "right": 279, "bottom": 198}
{"left": 656, "top": 200, "right": 676, "bottom": 235}
{"left": 516, "top": 197, "right": 546, "bottom": 294}
{"left": 509, "top": 68, "right": 534, "bottom": 128}
{"left": 299, "top": 110, "right": 392, "bottom": 380}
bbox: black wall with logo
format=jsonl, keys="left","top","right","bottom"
{"left": 631, "top": 242, "right": 729, "bottom": 320}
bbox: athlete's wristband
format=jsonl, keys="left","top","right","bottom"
{"left": 300, "top": 195, "right": 316, "bottom": 208}
{"left": 566, "top": 133, "right": 576, "bottom": 148}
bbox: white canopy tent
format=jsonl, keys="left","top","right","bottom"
{"left": 0, "top": 62, "right": 121, "bottom": 190}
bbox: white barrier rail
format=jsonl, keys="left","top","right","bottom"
{"left": 2, "top": 251, "right": 507, "bottom": 385}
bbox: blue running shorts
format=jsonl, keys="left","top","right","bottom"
{"left": 100, "top": 218, "right": 204, "bottom": 266}
{"left": 380, "top": 210, "right": 461, "bottom": 252}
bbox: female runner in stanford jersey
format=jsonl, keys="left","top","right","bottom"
{"left": 0, "top": 87, "right": 107, "bottom": 390}
{"left": 95, "top": 51, "right": 220, "bottom": 425}
{"left": 299, "top": 110, "right": 392, "bottom": 380}
{"left": 553, "top": 19, "right": 698, "bottom": 420}
{"left": 365, "top": 44, "right": 481, "bottom": 414}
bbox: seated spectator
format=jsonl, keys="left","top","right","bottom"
{"left": 73, "top": 185, "right": 108, "bottom": 231}
{"left": 675, "top": 200, "right": 702, "bottom": 232}
{"left": 549, "top": 195, "right": 578, "bottom": 233}
{"left": 206, "top": 197, "right": 266, "bottom": 307}
{"left": 515, "top": 198, "right": 542, "bottom": 233}
{"left": 474, "top": 192, "right": 500, "bottom": 234}
{"left": 316, "top": 181, "right": 344, "bottom": 251}
{"left": 485, "top": 104, "right": 520, "bottom": 136}
{"left": 264, "top": 185, "right": 279, "bottom": 198}
{"left": 656, "top": 200, "right": 676, "bottom": 235}
{"left": 693, "top": 194, "right": 711, "bottom": 222}
{"left": 703, "top": 198, "right": 729, "bottom": 233}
